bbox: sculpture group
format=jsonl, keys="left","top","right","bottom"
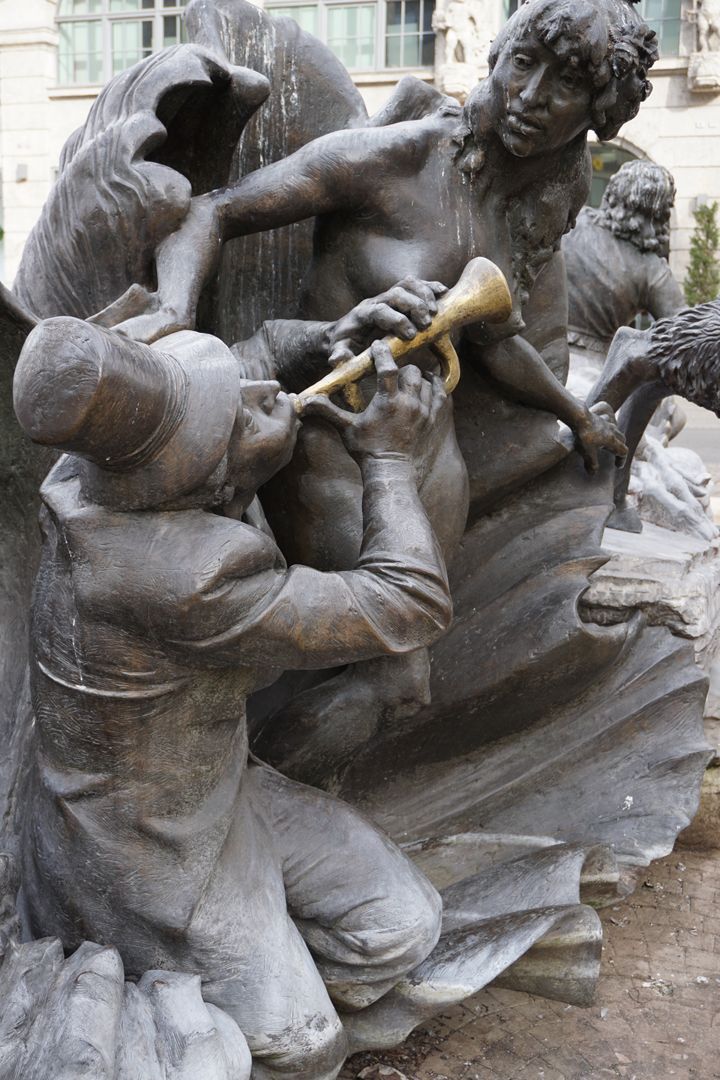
{"left": 0, "top": 0, "right": 717, "bottom": 1075}
{"left": 563, "top": 160, "right": 719, "bottom": 538}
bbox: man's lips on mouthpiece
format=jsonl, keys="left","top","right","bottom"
{"left": 507, "top": 112, "right": 545, "bottom": 135}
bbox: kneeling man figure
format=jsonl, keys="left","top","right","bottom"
{"left": 14, "top": 305, "right": 452, "bottom": 1079}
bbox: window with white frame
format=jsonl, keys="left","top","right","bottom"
{"left": 504, "top": 0, "right": 683, "bottom": 57}
{"left": 56, "top": 0, "right": 187, "bottom": 86}
{"left": 639, "top": 0, "right": 682, "bottom": 56}
{"left": 266, "top": 0, "right": 436, "bottom": 71}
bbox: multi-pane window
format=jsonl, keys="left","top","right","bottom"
{"left": 386, "top": 0, "right": 434, "bottom": 66}
{"left": 57, "top": 0, "right": 187, "bottom": 85}
{"left": 587, "top": 144, "right": 639, "bottom": 208}
{"left": 327, "top": 4, "right": 376, "bottom": 67}
{"left": 267, "top": 0, "right": 435, "bottom": 71}
{"left": 640, "top": 0, "right": 683, "bottom": 55}
{"left": 505, "top": 0, "right": 682, "bottom": 57}
{"left": 59, "top": 15, "right": 104, "bottom": 84}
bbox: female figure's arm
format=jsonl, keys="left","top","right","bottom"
{"left": 113, "top": 127, "right": 386, "bottom": 343}
{"left": 472, "top": 253, "right": 627, "bottom": 471}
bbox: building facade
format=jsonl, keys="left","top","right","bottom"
{"left": 1, "top": 0, "right": 719, "bottom": 285}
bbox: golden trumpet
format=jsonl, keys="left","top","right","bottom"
{"left": 293, "top": 257, "right": 513, "bottom": 414}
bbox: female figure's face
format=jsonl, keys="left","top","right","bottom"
{"left": 488, "top": 31, "right": 592, "bottom": 157}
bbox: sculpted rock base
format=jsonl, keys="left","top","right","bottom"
{"left": 584, "top": 521, "right": 720, "bottom": 659}
{"left": 0, "top": 1, "right": 714, "bottom": 1076}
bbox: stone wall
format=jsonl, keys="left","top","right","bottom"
{"left": 0, "top": 0, "right": 59, "bottom": 279}
{"left": 4, "top": 0, "right": 720, "bottom": 286}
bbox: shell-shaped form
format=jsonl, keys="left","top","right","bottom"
{"left": 13, "top": 45, "right": 269, "bottom": 322}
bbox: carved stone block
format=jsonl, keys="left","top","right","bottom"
{"left": 688, "top": 49, "right": 720, "bottom": 91}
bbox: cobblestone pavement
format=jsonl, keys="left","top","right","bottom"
{"left": 341, "top": 847, "right": 720, "bottom": 1080}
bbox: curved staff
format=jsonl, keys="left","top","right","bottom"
{"left": 293, "top": 257, "right": 513, "bottom": 411}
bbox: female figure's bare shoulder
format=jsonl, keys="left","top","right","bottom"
{"left": 306, "top": 101, "right": 455, "bottom": 177}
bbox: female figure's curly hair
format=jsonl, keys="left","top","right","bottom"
{"left": 487, "top": 0, "right": 658, "bottom": 141}
{"left": 452, "top": 0, "right": 658, "bottom": 312}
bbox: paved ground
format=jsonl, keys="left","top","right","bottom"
{"left": 341, "top": 846, "right": 720, "bottom": 1080}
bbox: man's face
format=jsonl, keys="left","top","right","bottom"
{"left": 653, "top": 206, "right": 672, "bottom": 259}
{"left": 633, "top": 210, "right": 660, "bottom": 246}
{"left": 226, "top": 381, "right": 300, "bottom": 495}
{"left": 487, "top": 32, "right": 592, "bottom": 157}
{"left": 607, "top": 192, "right": 671, "bottom": 256}
{"left": 635, "top": 206, "right": 672, "bottom": 256}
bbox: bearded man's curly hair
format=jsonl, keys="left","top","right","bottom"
{"left": 593, "top": 161, "right": 676, "bottom": 256}
{"left": 488, "top": 0, "right": 658, "bottom": 141}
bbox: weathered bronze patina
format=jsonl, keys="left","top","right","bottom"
{"left": 293, "top": 257, "right": 512, "bottom": 410}
{"left": 0, "top": 0, "right": 714, "bottom": 1075}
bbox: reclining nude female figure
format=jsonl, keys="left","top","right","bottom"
{"left": 113, "top": 0, "right": 653, "bottom": 772}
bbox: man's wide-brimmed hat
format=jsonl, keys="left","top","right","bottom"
{"left": 13, "top": 317, "right": 241, "bottom": 509}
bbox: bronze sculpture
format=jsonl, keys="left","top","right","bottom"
{"left": 94, "top": 0, "right": 654, "bottom": 773}
{"left": 0, "top": 0, "right": 715, "bottom": 1075}
{"left": 562, "top": 161, "right": 716, "bottom": 537}
{"left": 564, "top": 161, "right": 684, "bottom": 362}
{"left": 15, "top": 318, "right": 453, "bottom": 1078}
{"left": 1, "top": 279, "right": 625, "bottom": 1076}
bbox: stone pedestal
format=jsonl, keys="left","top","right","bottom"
{"left": 584, "top": 522, "right": 720, "bottom": 690}
{"left": 584, "top": 521, "right": 720, "bottom": 847}
{"left": 688, "top": 50, "right": 720, "bottom": 92}
{"left": 431, "top": 0, "right": 493, "bottom": 102}
{"left": 436, "top": 60, "right": 485, "bottom": 102}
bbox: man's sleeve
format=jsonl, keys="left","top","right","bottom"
{"left": 644, "top": 256, "right": 685, "bottom": 320}
{"left": 163, "top": 456, "right": 452, "bottom": 670}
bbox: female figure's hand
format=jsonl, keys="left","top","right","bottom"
{"left": 326, "top": 278, "right": 447, "bottom": 366}
{"left": 574, "top": 401, "right": 628, "bottom": 473}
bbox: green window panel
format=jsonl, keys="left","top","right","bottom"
{"left": 58, "top": 20, "right": 103, "bottom": 84}
{"left": 640, "top": 0, "right": 682, "bottom": 56}
{"left": 267, "top": 0, "right": 436, "bottom": 71}
{"left": 267, "top": 4, "right": 320, "bottom": 34}
{"left": 57, "top": 0, "right": 187, "bottom": 85}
